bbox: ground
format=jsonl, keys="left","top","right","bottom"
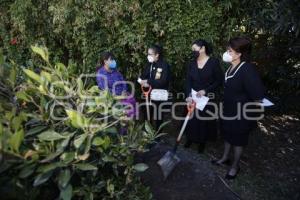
{"left": 137, "top": 143, "right": 240, "bottom": 200}
{"left": 139, "top": 114, "right": 300, "bottom": 200}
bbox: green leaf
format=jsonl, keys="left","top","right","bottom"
{"left": 12, "top": 116, "right": 22, "bottom": 132}
{"left": 145, "top": 121, "right": 155, "bottom": 135}
{"left": 102, "top": 155, "right": 116, "bottom": 162}
{"left": 41, "top": 71, "right": 52, "bottom": 82}
{"left": 133, "top": 163, "right": 149, "bottom": 172}
{"left": 58, "top": 169, "right": 71, "bottom": 188}
{"left": 9, "top": 129, "right": 24, "bottom": 153}
{"left": 66, "top": 109, "right": 87, "bottom": 129}
{"left": 19, "top": 164, "right": 36, "bottom": 179}
{"left": 31, "top": 45, "right": 49, "bottom": 63}
{"left": 92, "top": 137, "right": 105, "bottom": 146}
{"left": 107, "top": 181, "right": 115, "bottom": 195}
{"left": 84, "top": 135, "right": 92, "bottom": 155}
{"left": 59, "top": 184, "right": 72, "bottom": 200}
{"left": 16, "top": 91, "right": 30, "bottom": 102}
{"left": 38, "top": 130, "right": 67, "bottom": 141}
{"left": 156, "top": 120, "right": 171, "bottom": 134}
{"left": 23, "top": 68, "right": 42, "bottom": 83}
{"left": 104, "top": 137, "right": 111, "bottom": 149}
{"left": 55, "top": 63, "right": 66, "bottom": 72}
{"left": 33, "top": 170, "right": 53, "bottom": 187}
{"left": 26, "top": 126, "right": 48, "bottom": 137}
{"left": 77, "top": 78, "right": 84, "bottom": 93}
{"left": 60, "top": 136, "right": 72, "bottom": 148}
{"left": 40, "top": 149, "right": 64, "bottom": 163}
{"left": 38, "top": 85, "right": 47, "bottom": 95}
{"left": 88, "top": 85, "right": 99, "bottom": 93}
{"left": 60, "top": 152, "right": 75, "bottom": 164}
{"left": 37, "top": 163, "right": 63, "bottom": 173}
{"left": 9, "top": 66, "right": 16, "bottom": 87}
{"left": 0, "top": 122, "right": 3, "bottom": 135}
{"left": 0, "top": 50, "right": 4, "bottom": 65}
{"left": 0, "top": 162, "right": 12, "bottom": 174}
{"left": 103, "top": 126, "right": 118, "bottom": 134}
{"left": 74, "top": 134, "right": 87, "bottom": 149}
{"left": 74, "top": 163, "right": 98, "bottom": 171}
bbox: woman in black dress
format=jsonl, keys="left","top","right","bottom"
{"left": 212, "top": 37, "right": 265, "bottom": 179}
{"left": 185, "top": 39, "right": 223, "bottom": 153}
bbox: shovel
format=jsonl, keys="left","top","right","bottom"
{"left": 157, "top": 101, "right": 196, "bottom": 180}
{"left": 141, "top": 85, "right": 152, "bottom": 121}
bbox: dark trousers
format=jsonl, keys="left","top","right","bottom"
{"left": 143, "top": 100, "right": 166, "bottom": 131}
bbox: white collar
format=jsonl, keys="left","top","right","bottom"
{"left": 225, "top": 61, "right": 245, "bottom": 82}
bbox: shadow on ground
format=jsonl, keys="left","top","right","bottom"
{"left": 136, "top": 143, "right": 240, "bottom": 200}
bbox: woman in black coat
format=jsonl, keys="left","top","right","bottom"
{"left": 185, "top": 39, "right": 223, "bottom": 153}
{"left": 212, "top": 37, "right": 265, "bottom": 179}
{"left": 139, "top": 45, "right": 171, "bottom": 131}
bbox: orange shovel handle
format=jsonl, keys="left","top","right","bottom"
{"left": 141, "top": 85, "right": 152, "bottom": 97}
{"left": 187, "top": 101, "right": 196, "bottom": 116}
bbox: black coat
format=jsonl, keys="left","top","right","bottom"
{"left": 221, "top": 61, "right": 265, "bottom": 146}
{"left": 185, "top": 57, "right": 223, "bottom": 97}
{"left": 140, "top": 59, "right": 171, "bottom": 90}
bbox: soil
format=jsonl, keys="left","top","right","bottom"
{"left": 137, "top": 113, "right": 300, "bottom": 200}
{"left": 137, "top": 143, "right": 240, "bottom": 200}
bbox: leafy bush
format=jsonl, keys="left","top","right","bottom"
{"left": 0, "top": 46, "right": 166, "bottom": 200}
{"left": 1, "top": 0, "right": 299, "bottom": 108}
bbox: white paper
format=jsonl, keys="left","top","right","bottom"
{"left": 137, "top": 77, "right": 142, "bottom": 84}
{"left": 191, "top": 89, "right": 209, "bottom": 111}
{"left": 260, "top": 98, "right": 274, "bottom": 107}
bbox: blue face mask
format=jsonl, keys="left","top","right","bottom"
{"left": 109, "top": 60, "right": 117, "bottom": 69}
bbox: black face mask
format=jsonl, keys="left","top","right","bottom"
{"left": 192, "top": 50, "right": 200, "bottom": 59}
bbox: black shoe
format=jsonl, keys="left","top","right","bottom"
{"left": 184, "top": 140, "right": 192, "bottom": 148}
{"left": 198, "top": 143, "right": 206, "bottom": 153}
{"left": 211, "top": 159, "right": 231, "bottom": 166}
{"left": 225, "top": 167, "right": 240, "bottom": 180}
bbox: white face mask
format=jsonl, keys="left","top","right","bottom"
{"left": 147, "top": 55, "right": 155, "bottom": 63}
{"left": 222, "top": 51, "right": 233, "bottom": 63}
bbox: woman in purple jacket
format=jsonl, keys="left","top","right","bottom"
{"left": 96, "top": 52, "right": 136, "bottom": 118}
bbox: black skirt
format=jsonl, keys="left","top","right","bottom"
{"left": 185, "top": 103, "right": 217, "bottom": 143}
{"left": 221, "top": 119, "right": 257, "bottom": 146}
{"left": 220, "top": 102, "right": 259, "bottom": 146}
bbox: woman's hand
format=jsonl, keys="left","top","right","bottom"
{"left": 196, "top": 90, "right": 206, "bottom": 97}
{"left": 185, "top": 97, "right": 193, "bottom": 103}
{"left": 141, "top": 80, "right": 150, "bottom": 87}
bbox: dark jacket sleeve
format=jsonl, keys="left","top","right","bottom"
{"left": 140, "top": 64, "right": 150, "bottom": 80}
{"left": 185, "top": 62, "right": 192, "bottom": 97}
{"left": 148, "top": 63, "right": 170, "bottom": 89}
{"left": 205, "top": 59, "right": 224, "bottom": 93}
{"left": 243, "top": 63, "right": 265, "bottom": 101}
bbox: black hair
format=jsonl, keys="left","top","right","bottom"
{"left": 192, "top": 39, "right": 213, "bottom": 55}
{"left": 228, "top": 36, "right": 252, "bottom": 62}
{"left": 148, "top": 44, "right": 163, "bottom": 60}
{"left": 99, "top": 51, "right": 115, "bottom": 66}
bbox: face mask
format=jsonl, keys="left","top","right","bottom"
{"left": 222, "top": 51, "right": 233, "bottom": 63}
{"left": 109, "top": 60, "right": 117, "bottom": 69}
{"left": 147, "top": 55, "right": 155, "bottom": 63}
{"left": 192, "top": 50, "right": 200, "bottom": 58}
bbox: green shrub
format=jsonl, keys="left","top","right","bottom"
{"left": 0, "top": 46, "right": 167, "bottom": 200}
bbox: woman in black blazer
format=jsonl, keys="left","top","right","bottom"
{"left": 212, "top": 37, "right": 265, "bottom": 179}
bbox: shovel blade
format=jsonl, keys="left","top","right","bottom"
{"left": 157, "top": 151, "right": 181, "bottom": 180}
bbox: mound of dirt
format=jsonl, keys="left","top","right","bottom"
{"left": 136, "top": 143, "right": 239, "bottom": 200}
